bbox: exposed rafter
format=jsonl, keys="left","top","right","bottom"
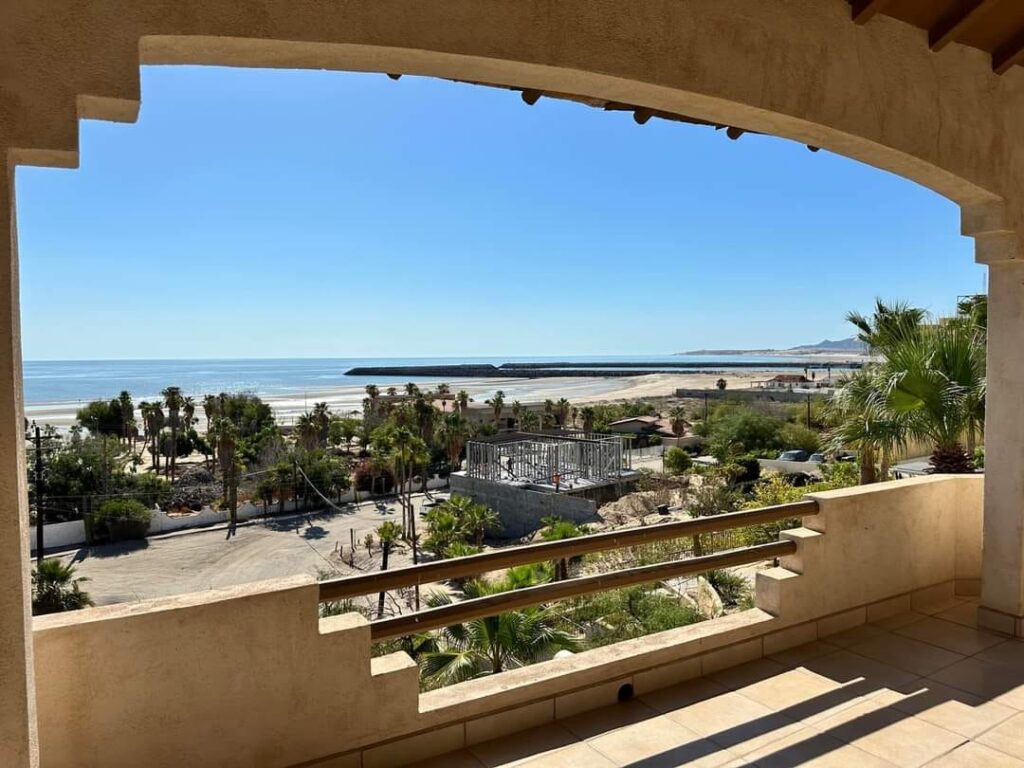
{"left": 929, "top": 0, "right": 1001, "bottom": 52}
{"left": 994, "top": 29, "right": 1024, "bottom": 75}
{"left": 851, "top": 0, "right": 893, "bottom": 25}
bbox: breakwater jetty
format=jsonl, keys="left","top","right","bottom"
{"left": 344, "top": 360, "right": 863, "bottom": 379}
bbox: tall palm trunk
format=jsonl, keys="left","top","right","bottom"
{"left": 930, "top": 443, "right": 974, "bottom": 474}
{"left": 859, "top": 445, "right": 877, "bottom": 485}
{"left": 377, "top": 543, "right": 390, "bottom": 618}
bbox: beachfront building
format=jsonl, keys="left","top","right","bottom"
{"left": 755, "top": 373, "right": 811, "bottom": 391}
{"left": 606, "top": 414, "right": 680, "bottom": 444}
{"left": 9, "top": 2, "right": 1024, "bottom": 767}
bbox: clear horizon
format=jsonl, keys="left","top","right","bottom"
{"left": 15, "top": 66, "right": 984, "bottom": 360}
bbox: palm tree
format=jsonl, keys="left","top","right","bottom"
{"left": 202, "top": 394, "right": 219, "bottom": 434}
{"left": 878, "top": 319, "right": 985, "bottom": 473}
{"left": 117, "top": 390, "right": 134, "bottom": 444}
{"left": 715, "top": 378, "right": 727, "bottom": 391}
{"left": 847, "top": 299, "right": 925, "bottom": 355}
{"left": 579, "top": 406, "right": 596, "bottom": 434}
{"left": 555, "top": 398, "right": 571, "bottom": 428}
{"left": 443, "top": 494, "right": 501, "bottom": 546}
{"left": 296, "top": 412, "right": 320, "bottom": 452}
{"left": 141, "top": 401, "right": 165, "bottom": 472}
{"left": 437, "top": 413, "right": 471, "bottom": 467}
{"left": 419, "top": 576, "right": 579, "bottom": 685}
{"left": 456, "top": 390, "right": 471, "bottom": 415}
{"left": 375, "top": 520, "right": 403, "bottom": 618}
{"left": 669, "top": 406, "right": 689, "bottom": 437}
{"left": 543, "top": 399, "right": 556, "bottom": 428}
{"left": 32, "top": 558, "right": 93, "bottom": 615}
{"left": 161, "top": 386, "right": 184, "bottom": 482}
{"left": 486, "top": 390, "right": 506, "bottom": 426}
{"left": 511, "top": 400, "right": 523, "bottom": 430}
{"left": 520, "top": 410, "right": 541, "bottom": 432}
{"left": 312, "top": 402, "right": 331, "bottom": 446}
{"left": 826, "top": 367, "right": 903, "bottom": 484}
{"left": 436, "top": 383, "right": 452, "bottom": 412}
{"left": 182, "top": 396, "right": 196, "bottom": 436}
{"left": 213, "top": 417, "right": 240, "bottom": 527}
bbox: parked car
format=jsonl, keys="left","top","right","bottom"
{"left": 777, "top": 450, "right": 811, "bottom": 462}
{"left": 808, "top": 453, "right": 826, "bottom": 463}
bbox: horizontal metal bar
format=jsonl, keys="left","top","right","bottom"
{"left": 369, "top": 540, "right": 796, "bottom": 640}
{"left": 319, "top": 499, "right": 816, "bottom": 602}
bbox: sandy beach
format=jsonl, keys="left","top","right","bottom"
{"left": 24, "top": 371, "right": 773, "bottom": 430}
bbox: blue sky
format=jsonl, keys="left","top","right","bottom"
{"left": 15, "top": 66, "right": 984, "bottom": 360}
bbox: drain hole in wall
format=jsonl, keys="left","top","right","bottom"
{"left": 617, "top": 683, "right": 634, "bottom": 702}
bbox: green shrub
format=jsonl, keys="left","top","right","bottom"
{"left": 94, "top": 499, "right": 152, "bottom": 541}
{"left": 779, "top": 423, "right": 820, "bottom": 453}
{"left": 706, "top": 569, "right": 751, "bottom": 607}
{"left": 663, "top": 447, "right": 692, "bottom": 475}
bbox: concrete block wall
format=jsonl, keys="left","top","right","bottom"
{"left": 449, "top": 474, "right": 598, "bottom": 538}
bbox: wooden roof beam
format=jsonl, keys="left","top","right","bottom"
{"left": 994, "top": 28, "right": 1024, "bottom": 75}
{"left": 930, "top": 0, "right": 1002, "bottom": 52}
{"left": 851, "top": 0, "right": 894, "bottom": 25}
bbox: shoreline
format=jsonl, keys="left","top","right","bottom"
{"left": 24, "top": 370, "right": 797, "bottom": 430}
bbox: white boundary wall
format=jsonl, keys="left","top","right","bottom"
{"left": 28, "top": 475, "right": 450, "bottom": 552}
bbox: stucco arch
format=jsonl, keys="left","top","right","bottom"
{"left": 4, "top": 2, "right": 1024, "bottom": 765}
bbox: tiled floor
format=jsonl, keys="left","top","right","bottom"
{"left": 412, "top": 599, "right": 1024, "bottom": 767}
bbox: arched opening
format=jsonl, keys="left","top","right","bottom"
{"left": 7, "top": 3, "right": 1024, "bottom": 765}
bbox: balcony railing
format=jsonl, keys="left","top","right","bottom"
{"left": 318, "top": 499, "right": 817, "bottom": 640}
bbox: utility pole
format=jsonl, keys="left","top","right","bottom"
{"left": 806, "top": 395, "right": 812, "bottom": 429}
{"left": 33, "top": 424, "right": 44, "bottom": 566}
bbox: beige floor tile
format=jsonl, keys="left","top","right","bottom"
{"left": 718, "top": 666, "right": 847, "bottom": 723}
{"left": 710, "top": 658, "right": 790, "bottom": 691}
{"left": 976, "top": 639, "right": 1024, "bottom": 669}
{"left": 812, "top": 698, "right": 966, "bottom": 767}
{"left": 640, "top": 677, "right": 732, "bottom": 714}
{"left": 737, "top": 726, "right": 896, "bottom": 768}
{"left": 894, "top": 616, "right": 1003, "bottom": 656}
{"left": 469, "top": 723, "right": 579, "bottom": 768}
{"left": 872, "top": 611, "right": 927, "bottom": 631}
{"left": 849, "top": 633, "right": 965, "bottom": 677}
{"left": 929, "top": 657, "right": 1024, "bottom": 710}
{"left": 934, "top": 601, "right": 980, "bottom": 629}
{"left": 767, "top": 640, "right": 840, "bottom": 668}
{"left": 926, "top": 741, "right": 1024, "bottom": 767}
{"left": 406, "top": 751, "right": 486, "bottom": 768}
{"left": 915, "top": 595, "right": 962, "bottom": 616}
{"left": 822, "top": 623, "right": 888, "bottom": 648}
{"left": 978, "top": 711, "right": 1024, "bottom": 761}
{"left": 587, "top": 713, "right": 736, "bottom": 767}
{"left": 798, "top": 648, "right": 919, "bottom": 692}
{"left": 513, "top": 742, "right": 616, "bottom": 768}
{"left": 888, "top": 678, "right": 1017, "bottom": 738}
{"left": 559, "top": 699, "right": 660, "bottom": 740}
{"left": 662, "top": 689, "right": 803, "bottom": 756}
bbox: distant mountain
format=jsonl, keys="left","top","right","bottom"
{"left": 785, "top": 337, "right": 868, "bottom": 353}
{"left": 680, "top": 336, "right": 867, "bottom": 356}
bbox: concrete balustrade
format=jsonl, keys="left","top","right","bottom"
{"left": 30, "top": 476, "right": 983, "bottom": 767}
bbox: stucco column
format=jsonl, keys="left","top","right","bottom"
{"left": 980, "top": 257, "right": 1024, "bottom": 636}
{"left": 0, "top": 162, "right": 37, "bottom": 767}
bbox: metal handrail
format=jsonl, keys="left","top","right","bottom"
{"left": 370, "top": 540, "right": 796, "bottom": 640}
{"left": 319, "top": 499, "right": 815, "bottom": 601}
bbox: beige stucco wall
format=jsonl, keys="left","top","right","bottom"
{"left": 4, "top": 1, "right": 1023, "bottom": 764}
{"left": 31, "top": 476, "right": 982, "bottom": 768}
